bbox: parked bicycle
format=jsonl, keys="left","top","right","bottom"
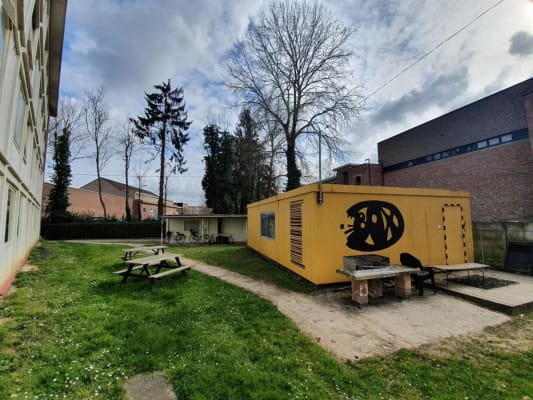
{"left": 167, "top": 231, "right": 186, "bottom": 242}
{"left": 189, "top": 229, "right": 209, "bottom": 242}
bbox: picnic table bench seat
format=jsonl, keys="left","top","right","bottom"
{"left": 149, "top": 265, "right": 191, "bottom": 279}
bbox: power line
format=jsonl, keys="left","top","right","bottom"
{"left": 366, "top": 0, "right": 505, "bottom": 99}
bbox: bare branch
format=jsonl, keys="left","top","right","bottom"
{"left": 225, "top": 0, "right": 365, "bottom": 190}
{"left": 82, "top": 87, "right": 112, "bottom": 218}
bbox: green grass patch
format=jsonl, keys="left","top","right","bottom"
{"left": 175, "top": 244, "right": 316, "bottom": 294}
{"left": 0, "top": 242, "right": 531, "bottom": 399}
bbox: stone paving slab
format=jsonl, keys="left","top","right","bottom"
{"left": 124, "top": 372, "right": 177, "bottom": 400}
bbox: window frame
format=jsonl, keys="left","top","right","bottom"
{"left": 4, "top": 185, "right": 16, "bottom": 243}
{"left": 260, "top": 212, "right": 275, "bottom": 240}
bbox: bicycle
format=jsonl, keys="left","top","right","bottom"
{"left": 172, "top": 231, "right": 186, "bottom": 242}
{"left": 189, "top": 229, "right": 209, "bottom": 242}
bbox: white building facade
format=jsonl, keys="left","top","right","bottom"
{"left": 0, "top": 0, "right": 67, "bottom": 295}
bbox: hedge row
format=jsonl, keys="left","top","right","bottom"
{"left": 41, "top": 222, "right": 164, "bottom": 240}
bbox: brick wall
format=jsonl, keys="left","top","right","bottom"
{"left": 42, "top": 184, "right": 133, "bottom": 219}
{"left": 334, "top": 164, "right": 383, "bottom": 186}
{"left": 525, "top": 93, "right": 533, "bottom": 154}
{"left": 384, "top": 140, "right": 533, "bottom": 222}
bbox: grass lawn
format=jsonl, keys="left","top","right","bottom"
{"left": 0, "top": 242, "right": 531, "bottom": 399}
{"left": 175, "top": 244, "right": 316, "bottom": 294}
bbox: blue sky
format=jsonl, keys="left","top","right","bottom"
{"left": 54, "top": 0, "right": 533, "bottom": 206}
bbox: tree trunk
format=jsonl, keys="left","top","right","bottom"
{"left": 96, "top": 171, "right": 107, "bottom": 218}
{"left": 158, "top": 121, "right": 166, "bottom": 219}
{"left": 137, "top": 176, "right": 142, "bottom": 220}
{"left": 125, "top": 167, "right": 131, "bottom": 221}
{"left": 285, "top": 138, "right": 301, "bottom": 191}
{"left": 95, "top": 146, "right": 107, "bottom": 218}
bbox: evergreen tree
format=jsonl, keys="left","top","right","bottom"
{"left": 202, "top": 112, "right": 277, "bottom": 215}
{"left": 131, "top": 79, "right": 191, "bottom": 218}
{"left": 233, "top": 109, "right": 263, "bottom": 213}
{"left": 202, "top": 125, "right": 236, "bottom": 214}
{"left": 46, "top": 128, "right": 72, "bottom": 222}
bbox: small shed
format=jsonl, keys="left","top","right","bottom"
{"left": 164, "top": 214, "right": 247, "bottom": 243}
{"left": 247, "top": 184, "right": 474, "bottom": 285}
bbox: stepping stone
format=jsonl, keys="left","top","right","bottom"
{"left": 124, "top": 372, "right": 177, "bottom": 400}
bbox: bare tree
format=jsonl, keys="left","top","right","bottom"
{"left": 118, "top": 120, "right": 136, "bottom": 221}
{"left": 226, "top": 0, "right": 364, "bottom": 190}
{"left": 83, "top": 87, "right": 112, "bottom": 218}
{"left": 258, "top": 110, "right": 284, "bottom": 195}
{"left": 47, "top": 97, "right": 86, "bottom": 166}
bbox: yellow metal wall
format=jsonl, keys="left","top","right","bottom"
{"left": 247, "top": 184, "right": 474, "bottom": 285}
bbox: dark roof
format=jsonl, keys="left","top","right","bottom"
{"left": 79, "top": 178, "right": 158, "bottom": 198}
{"left": 378, "top": 77, "right": 533, "bottom": 167}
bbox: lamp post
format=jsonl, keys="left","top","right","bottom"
{"left": 365, "top": 158, "right": 371, "bottom": 185}
{"left": 318, "top": 127, "right": 323, "bottom": 204}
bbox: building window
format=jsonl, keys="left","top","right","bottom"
{"left": 354, "top": 175, "right": 362, "bottom": 185}
{"left": 0, "top": 8, "right": 6, "bottom": 96}
{"left": 477, "top": 140, "right": 487, "bottom": 149}
{"left": 260, "top": 212, "right": 275, "bottom": 239}
{"left": 4, "top": 187, "right": 14, "bottom": 242}
{"left": 184, "top": 220, "right": 199, "bottom": 233}
{"left": 0, "top": 8, "right": 4, "bottom": 67}
{"left": 488, "top": 137, "right": 499, "bottom": 146}
{"left": 501, "top": 134, "right": 512, "bottom": 143}
{"left": 13, "top": 85, "right": 27, "bottom": 148}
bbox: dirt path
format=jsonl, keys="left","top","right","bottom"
{"left": 184, "top": 257, "right": 510, "bottom": 360}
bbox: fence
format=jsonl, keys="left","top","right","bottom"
{"left": 41, "top": 222, "right": 164, "bottom": 240}
{"left": 473, "top": 221, "right": 533, "bottom": 268}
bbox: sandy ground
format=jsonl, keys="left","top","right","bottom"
{"left": 185, "top": 257, "right": 511, "bottom": 360}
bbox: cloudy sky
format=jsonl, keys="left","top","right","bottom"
{"left": 54, "top": 0, "right": 533, "bottom": 206}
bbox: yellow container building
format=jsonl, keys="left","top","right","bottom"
{"left": 247, "top": 184, "right": 474, "bottom": 285}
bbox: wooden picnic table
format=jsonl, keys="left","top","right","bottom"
{"left": 122, "top": 245, "right": 168, "bottom": 261}
{"left": 337, "top": 265, "right": 419, "bottom": 306}
{"left": 113, "top": 253, "right": 189, "bottom": 283}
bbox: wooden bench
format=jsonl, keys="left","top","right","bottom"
{"left": 337, "top": 265, "right": 418, "bottom": 305}
{"left": 114, "top": 253, "right": 189, "bottom": 283}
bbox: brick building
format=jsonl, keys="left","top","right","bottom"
{"left": 43, "top": 178, "right": 193, "bottom": 220}
{"left": 332, "top": 162, "right": 383, "bottom": 186}
{"left": 377, "top": 77, "right": 533, "bottom": 223}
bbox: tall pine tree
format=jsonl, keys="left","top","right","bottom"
{"left": 131, "top": 79, "right": 191, "bottom": 218}
{"left": 46, "top": 128, "right": 72, "bottom": 222}
{"left": 234, "top": 109, "right": 263, "bottom": 213}
{"left": 202, "top": 125, "right": 236, "bottom": 214}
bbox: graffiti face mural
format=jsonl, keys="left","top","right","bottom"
{"left": 344, "top": 201, "right": 404, "bottom": 251}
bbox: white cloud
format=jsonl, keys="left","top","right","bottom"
{"left": 57, "top": 0, "right": 533, "bottom": 204}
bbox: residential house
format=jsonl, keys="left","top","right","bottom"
{"left": 43, "top": 177, "right": 188, "bottom": 220}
